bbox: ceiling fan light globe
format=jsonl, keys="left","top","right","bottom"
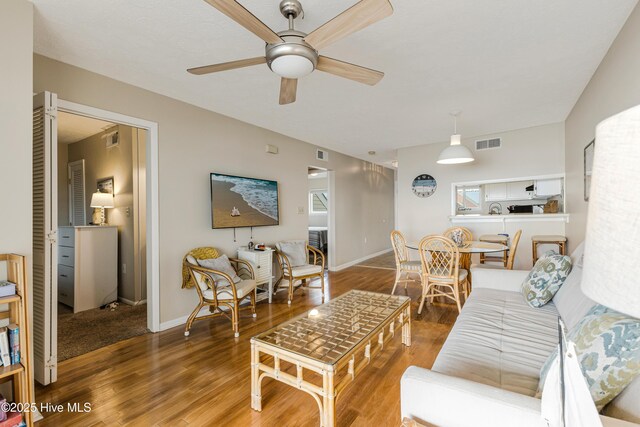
{"left": 437, "top": 144, "right": 475, "bottom": 164}
{"left": 270, "top": 55, "right": 314, "bottom": 79}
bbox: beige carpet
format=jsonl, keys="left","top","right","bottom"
{"left": 355, "top": 251, "right": 397, "bottom": 270}
{"left": 58, "top": 303, "right": 149, "bottom": 361}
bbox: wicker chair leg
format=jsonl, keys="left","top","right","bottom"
{"left": 454, "top": 283, "right": 462, "bottom": 313}
{"left": 184, "top": 302, "right": 204, "bottom": 337}
{"left": 288, "top": 277, "right": 294, "bottom": 305}
{"left": 320, "top": 273, "right": 325, "bottom": 300}
{"left": 391, "top": 270, "right": 402, "bottom": 295}
{"left": 418, "top": 280, "right": 429, "bottom": 315}
{"left": 232, "top": 305, "right": 240, "bottom": 338}
{"left": 251, "top": 290, "right": 257, "bottom": 318}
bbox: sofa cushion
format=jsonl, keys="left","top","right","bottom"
{"left": 432, "top": 288, "right": 559, "bottom": 396}
{"left": 521, "top": 254, "right": 572, "bottom": 308}
{"left": 538, "top": 304, "right": 640, "bottom": 411}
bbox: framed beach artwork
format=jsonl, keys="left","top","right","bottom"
{"left": 97, "top": 177, "right": 114, "bottom": 194}
{"left": 210, "top": 173, "right": 280, "bottom": 229}
{"left": 584, "top": 139, "right": 595, "bottom": 201}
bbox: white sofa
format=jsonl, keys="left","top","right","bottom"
{"left": 400, "top": 245, "right": 640, "bottom": 427}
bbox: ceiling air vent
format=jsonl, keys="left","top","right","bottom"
{"left": 316, "top": 149, "right": 328, "bottom": 162}
{"left": 475, "top": 137, "right": 501, "bottom": 151}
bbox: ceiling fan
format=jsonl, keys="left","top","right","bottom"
{"left": 187, "top": 0, "right": 393, "bottom": 105}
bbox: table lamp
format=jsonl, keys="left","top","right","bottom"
{"left": 581, "top": 103, "right": 640, "bottom": 319}
{"left": 90, "top": 191, "right": 114, "bottom": 226}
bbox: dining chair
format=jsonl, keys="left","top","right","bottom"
{"left": 473, "top": 229, "right": 523, "bottom": 271}
{"left": 390, "top": 230, "right": 422, "bottom": 294}
{"left": 443, "top": 226, "right": 473, "bottom": 242}
{"left": 182, "top": 247, "right": 257, "bottom": 337}
{"left": 417, "top": 235, "right": 469, "bottom": 314}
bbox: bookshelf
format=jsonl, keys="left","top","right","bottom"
{"left": 0, "top": 254, "right": 34, "bottom": 426}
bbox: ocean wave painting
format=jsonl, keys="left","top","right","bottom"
{"left": 210, "top": 173, "right": 279, "bottom": 228}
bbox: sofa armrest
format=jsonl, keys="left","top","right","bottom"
{"left": 470, "top": 268, "right": 529, "bottom": 292}
{"left": 401, "top": 367, "right": 636, "bottom": 427}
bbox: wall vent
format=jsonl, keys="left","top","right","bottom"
{"left": 475, "top": 137, "right": 501, "bottom": 151}
{"left": 316, "top": 149, "right": 328, "bottom": 162}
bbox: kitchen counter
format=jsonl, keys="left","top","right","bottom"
{"left": 450, "top": 213, "right": 569, "bottom": 224}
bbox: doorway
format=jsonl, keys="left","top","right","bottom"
{"left": 308, "top": 167, "right": 333, "bottom": 268}
{"left": 56, "top": 112, "right": 149, "bottom": 361}
{"left": 32, "top": 92, "right": 160, "bottom": 385}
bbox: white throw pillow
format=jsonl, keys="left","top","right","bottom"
{"left": 278, "top": 241, "right": 307, "bottom": 267}
{"left": 198, "top": 255, "right": 241, "bottom": 287}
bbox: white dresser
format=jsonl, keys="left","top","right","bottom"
{"left": 58, "top": 226, "right": 118, "bottom": 313}
{"left": 237, "top": 247, "right": 274, "bottom": 303}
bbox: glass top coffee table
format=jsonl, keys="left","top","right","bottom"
{"left": 250, "top": 290, "right": 411, "bottom": 427}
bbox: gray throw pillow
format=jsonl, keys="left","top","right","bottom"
{"left": 198, "top": 255, "right": 241, "bottom": 287}
{"left": 278, "top": 241, "right": 307, "bottom": 267}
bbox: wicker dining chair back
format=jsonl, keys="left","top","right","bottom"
{"left": 419, "top": 235, "right": 459, "bottom": 279}
{"left": 505, "top": 229, "right": 523, "bottom": 270}
{"left": 391, "top": 230, "right": 410, "bottom": 266}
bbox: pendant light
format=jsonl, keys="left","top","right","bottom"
{"left": 437, "top": 112, "right": 475, "bottom": 164}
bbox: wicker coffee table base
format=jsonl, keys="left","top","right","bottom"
{"left": 251, "top": 303, "right": 411, "bottom": 427}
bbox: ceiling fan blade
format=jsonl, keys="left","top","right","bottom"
{"left": 316, "top": 56, "right": 384, "bottom": 86}
{"left": 303, "top": 0, "right": 393, "bottom": 50}
{"left": 187, "top": 57, "right": 266, "bottom": 75}
{"left": 203, "top": 0, "right": 282, "bottom": 44}
{"left": 279, "top": 78, "right": 298, "bottom": 105}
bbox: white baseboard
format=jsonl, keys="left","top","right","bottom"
{"left": 329, "top": 248, "right": 393, "bottom": 272}
{"left": 159, "top": 307, "right": 209, "bottom": 332}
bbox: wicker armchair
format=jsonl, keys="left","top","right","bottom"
{"left": 182, "top": 247, "right": 257, "bottom": 338}
{"left": 275, "top": 240, "right": 325, "bottom": 305}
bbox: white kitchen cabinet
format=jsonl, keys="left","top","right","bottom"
{"left": 534, "top": 179, "right": 563, "bottom": 197}
{"left": 237, "top": 247, "right": 274, "bottom": 303}
{"left": 506, "top": 181, "right": 533, "bottom": 200}
{"left": 484, "top": 183, "right": 507, "bottom": 201}
{"left": 58, "top": 226, "right": 118, "bottom": 313}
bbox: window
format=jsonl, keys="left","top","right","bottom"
{"left": 456, "top": 186, "right": 481, "bottom": 213}
{"left": 309, "top": 191, "right": 328, "bottom": 213}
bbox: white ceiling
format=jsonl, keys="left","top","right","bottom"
{"left": 33, "top": 0, "right": 638, "bottom": 163}
{"left": 58, "top": 112, "right": 115, "bottom": 144}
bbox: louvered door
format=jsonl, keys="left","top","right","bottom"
{"left": 68, "top": 160, "right": 86, "bottom": 226}
{"left": 33, "top": 92, "right": 58, "bottom": 385}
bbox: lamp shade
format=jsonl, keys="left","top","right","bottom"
{"left": 90, "top": 192, "right": 114, "bottom": 208}
{"left": 582, "top": 104, "right": 640, "bottom": 318}
{"left": 437, "top": 143, "right": 475, "bottom": 164}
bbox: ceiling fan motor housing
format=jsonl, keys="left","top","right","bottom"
{"left": 266, "top": 30, "right": 318, "bottom": 78}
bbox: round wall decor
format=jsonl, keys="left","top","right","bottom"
{"left": 412, "top": 174, "right": 437, "bottom": 198}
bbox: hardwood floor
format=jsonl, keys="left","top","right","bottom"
{"left": 35, "top": 265, "right": 457, "bottom": 427}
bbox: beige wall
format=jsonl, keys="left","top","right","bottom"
{"left": 397, "top": 122, "right": 565, "bottom": 269}
{"left": 564, "top": 3, "right": 640, "bottom": 246}
{"left": 0, "top": 0, "right": 32, "bottom": 264}
{"left": 34, "top": 55, "right": 394, "bottom": 325}
{"left": 66, "top": 125, "right": 142, "bottom": 302}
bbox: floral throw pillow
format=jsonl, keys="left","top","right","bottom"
{"left": 522, "top": 254, "right": 572, "bottom": 308}
{"left": 537, "top": 305, "right": 640, "bottom": 410}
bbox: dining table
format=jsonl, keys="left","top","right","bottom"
{"left": 406, "top": 240, "right": 509, "bottom": 284}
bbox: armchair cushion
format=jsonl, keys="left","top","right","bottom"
{"left": 284, "top": 264, "right": 323, "bottom": 277}
{"left": 198, "top": 255, "right": 242, "bottom": 287}
{"left": 203, "top": 279, "right": 257, "bottom": 300}
{"left": 277, "top": 240, "right": 307, "bottom": 267}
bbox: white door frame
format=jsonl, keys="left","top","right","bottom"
{"left": 57, "top": 99, "right": 160, "bottom": 332}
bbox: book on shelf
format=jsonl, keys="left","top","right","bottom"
{"left": 0, "top": 282, "right": 15, "bottom": 298}
{"left": 6, "top": 325, "right": 19, "bottom": 365}
{"left": 0, "top": 329, "right": 9, "bottom": 367}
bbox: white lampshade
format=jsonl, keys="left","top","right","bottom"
{"left": 437, "top": 143, "right": 475, "bottom": 164}
{"left": 90, "top": 192, "right": 114, "bottom": 208}
{"left": 582, "top": 104, "right": 640, "bottom": 318}
{"left": 270, "top": 55, "right": 314, "bottom": 79}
